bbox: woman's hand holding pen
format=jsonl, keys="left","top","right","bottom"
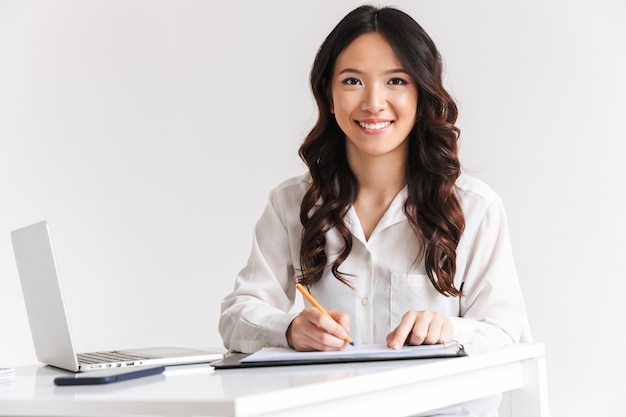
{"left": 386, "top": 310, "right": 453, "bottom": 350}
{"left": 286, "top": 307, "right": 352, "bottom": 352}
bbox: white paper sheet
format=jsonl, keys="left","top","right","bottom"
{"left": 241, "top": 342, "right": 463, "bottom": 363}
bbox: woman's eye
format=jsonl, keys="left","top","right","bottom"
{"left": 388, "top": 78, "right": 408, "bottom": 86}
{"left": 342, "top": 77, "right": 362, "bottom": 86}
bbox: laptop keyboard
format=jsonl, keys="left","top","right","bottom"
{"left": 77, "top": 351, "right": 150, "bottom": 364}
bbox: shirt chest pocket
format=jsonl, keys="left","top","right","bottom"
{"left": 389, "top": 273, "right": 441, "bottom": 327}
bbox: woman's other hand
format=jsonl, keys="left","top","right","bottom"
{"left": 386, "top": 310, "right": 452, "bottom": 349}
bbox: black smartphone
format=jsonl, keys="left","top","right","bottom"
{"left": 54, "top": 365, "right": 165, "bottom": 386}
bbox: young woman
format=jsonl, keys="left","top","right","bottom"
{"left": 220, "top": 5, "right": 531, "bottom": 415}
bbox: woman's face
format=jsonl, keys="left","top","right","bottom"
{"left": 331, "top": 32, "right": 418, "bottom": 161}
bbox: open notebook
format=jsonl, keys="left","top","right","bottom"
{"left": 212, "top": 341, "right": 466, "bottom": 369}
{"left": 11, "top": 220, "right": 224, "bottom": 372}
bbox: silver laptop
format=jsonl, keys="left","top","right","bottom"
{"left": 11, "top": 220, "right": 224, "bottom": 372}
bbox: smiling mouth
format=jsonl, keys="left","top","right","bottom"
{"left": 358, "top": 121, "right": 391, "bottom": 130}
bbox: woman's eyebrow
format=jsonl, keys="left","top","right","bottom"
{"left": 337, "top": 68, "right": 409, "bottom": 75}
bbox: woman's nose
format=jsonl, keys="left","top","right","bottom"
{"left": 361, "top": 85, "right": 386, "bottom": 113}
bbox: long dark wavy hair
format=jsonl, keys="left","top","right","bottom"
{"left": 298, "top": 5, "right": 464, "bottom": 297}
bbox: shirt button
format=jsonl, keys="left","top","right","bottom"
{"left": 361, "top": 297, "right": 369, "bottom": 306}
{"left": 365, "top": 252, "right": 371, "bottom": 260}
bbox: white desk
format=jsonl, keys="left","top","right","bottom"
{"left": 0, "top": 343, "right": 549, "bottom": 417}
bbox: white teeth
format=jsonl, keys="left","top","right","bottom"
{"left": 359, "top": 121, "right": 390, "bottom": 130}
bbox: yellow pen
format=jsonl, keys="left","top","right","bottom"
{"left": 295, "top": 283, "right": 355, "bottom": 346}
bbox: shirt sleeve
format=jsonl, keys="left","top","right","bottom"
{"left": 218, "top": 188, "right": 300, "bottom": 353}
{"left": 448, "top": 193, "right": 533, "bottom": 347}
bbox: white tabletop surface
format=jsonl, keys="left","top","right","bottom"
{"left": 0, "top": 343, "right": 548, "bottom": 417}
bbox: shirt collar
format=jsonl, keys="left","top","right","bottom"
{"left": 345, "top": 186, "right": 409, "bottom": 244}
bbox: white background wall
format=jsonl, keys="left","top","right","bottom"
{"left": 1, "top": 1, "right": 624, "bottom": 415}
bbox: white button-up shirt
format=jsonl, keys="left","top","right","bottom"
{"left": 220, "top": 173, "right": 531, "bottom": 354}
